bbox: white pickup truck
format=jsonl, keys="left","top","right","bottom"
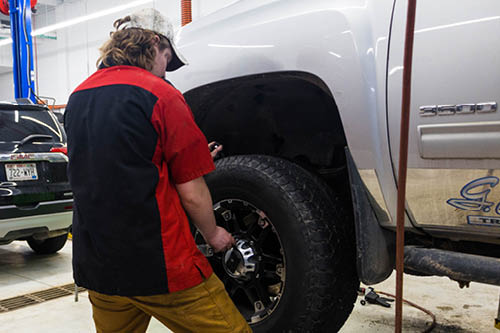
{"left": 169, "top": 1, "right": 500, "bottom": 331}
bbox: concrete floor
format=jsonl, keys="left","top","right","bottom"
{"left": 0, "top": 240, "right": 498, "bottom": 333}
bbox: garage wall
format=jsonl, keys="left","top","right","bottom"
{"left": 0, "top": 0, "right": 237, "bottom": 103}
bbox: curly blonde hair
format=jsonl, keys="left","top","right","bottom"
{"left": 96, "top": 16, "right": 170, "bottom": 71}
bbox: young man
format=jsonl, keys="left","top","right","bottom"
{"left": 64, "top": 8, "right": 251, "bottom": 333}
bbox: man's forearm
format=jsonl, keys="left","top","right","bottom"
{"left": 175, "top": 177, "right": 217, "bottom": 240}
{"left": 176, "top": 176, "right": 235, "bottom": 252}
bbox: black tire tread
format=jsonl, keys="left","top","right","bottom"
{"left": 213, "top": 155, "right": 358, "bottom": 332}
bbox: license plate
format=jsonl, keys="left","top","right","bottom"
{"left": 5, "top": 163, "right": 38, "bottom": 181}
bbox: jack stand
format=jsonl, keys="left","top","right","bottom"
{"left": 359, "top": 287, "right": 394, "bottom": 308}
{"left": 495, "top": 292, "right": 500, "bottom": 330}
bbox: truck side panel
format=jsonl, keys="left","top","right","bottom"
{"left": 168, "top": 0, "right": 402, "bottom": 227}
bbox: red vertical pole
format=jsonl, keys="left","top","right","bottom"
{"left": 181, "top": 0, "right": 192, "bottom": 26}
{"left": 395, "top": 0, "right": 417, "bottom": 332}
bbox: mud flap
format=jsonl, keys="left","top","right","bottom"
{"left": 345, "top": 148, "right": 395, "bottom": 285}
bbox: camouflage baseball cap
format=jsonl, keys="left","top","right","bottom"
{"left": 122, "top": 8, "right": 188, "bottom": 72}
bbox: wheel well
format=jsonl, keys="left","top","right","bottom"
{"left": 184, "top": 71, "right": 347, "bottom": 172}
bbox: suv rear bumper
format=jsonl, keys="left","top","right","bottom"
{"left": 0, "top": 205, "right": 72, "bottom": 240}
{"left": 0, "top": 198, "right": 73, "bottom": 219}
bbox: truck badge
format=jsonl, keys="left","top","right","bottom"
{"left": 420, "top": 102, "right": 497, "bottom": 116}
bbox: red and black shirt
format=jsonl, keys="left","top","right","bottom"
{"left": 65, "top": 66, "right": 214, "bottom": 296}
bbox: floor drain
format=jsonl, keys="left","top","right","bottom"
{"left": 0, "top": 283, "right": 86, "bottom": 313}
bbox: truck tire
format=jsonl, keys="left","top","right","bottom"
{"left": 201, "top": 155, "right": 358, "bottom": 332}
{"left": 27, "top": 233, "right": 68, "bottom": 254}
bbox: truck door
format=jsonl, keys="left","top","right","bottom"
{"left": 387, "top": 0, "right": 500, "bottom": 242}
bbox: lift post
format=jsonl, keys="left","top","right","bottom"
{"left": 9, "top": 0, "right": 36, "bottom": 103}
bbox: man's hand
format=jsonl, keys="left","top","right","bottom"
{"left": 208, "top": 141, "right": 223, "bottom": 159}
{"left": 204, "top": 226, "right": 235, "bottom": 253}
{"left": 175, "top": 177, "right": 234, "bottom": 254}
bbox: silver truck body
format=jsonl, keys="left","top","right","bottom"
{"left": 169, "top": 0, "right": 500, "bottom": 244}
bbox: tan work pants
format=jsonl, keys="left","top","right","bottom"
{"left": 88, "top": 273, "right": 252, "bottom": 333}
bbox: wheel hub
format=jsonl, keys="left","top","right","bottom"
{"left": 194, "top": 198, "right": 285, "bottom": 324}
{"left": 223, "top": 239, "right": 257, "bottom": 280}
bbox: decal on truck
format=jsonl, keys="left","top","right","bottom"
{"left": 467, "top": 215, "right": 500, "bottom": 227}
{"left": 447, "top": 176, "right": 500, "bottom": 226}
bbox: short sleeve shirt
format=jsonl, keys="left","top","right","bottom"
{"left": 65, "top": 65, "right": 214, "bottom": 296}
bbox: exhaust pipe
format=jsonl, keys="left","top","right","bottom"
{"left": 404, "top": 246, "right": 500, "bottom": 286}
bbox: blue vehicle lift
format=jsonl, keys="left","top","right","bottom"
{"left": 9, "top": 0, "right": 36, "bottom": 103}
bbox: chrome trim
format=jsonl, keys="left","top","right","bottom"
{"left": 437, "top": 104, "right": 456, "bottom": 116}
{"left": 476, "top": 102, "right": 497, "bottom": 113}
{"left": 0, "top": 152, "right": 68, "bottom": 163}
{"left": 420, "top": 102, "right": 497, "bottom": 116}
{"left": 0, "top": 199, "right": 73, "bottom": 210}
{"left": 456, "top": 104, "right": 476, "bottom": 114}
{"left": 223, "top": 239, "right": 257, "bottom": 280}
{"left": 0, "top": 188, "right": 13, "bottom": 196}
{"left": 39, "top": 199, "right": 73, "bottom": 206}
{"left": 0, "top": 205, "right": 18, "bottom": 209}
{"left": 419, "top": 105, "right": 437, "bottom": 117}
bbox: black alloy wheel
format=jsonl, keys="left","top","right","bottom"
{"left": 199, "top": 155, "right": 358, "bottom": 332}
{"left": 194, "top": 198, "right": 285, "bottom": 324}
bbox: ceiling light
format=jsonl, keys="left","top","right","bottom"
{"left": 32, "top": 0, "right": 154, "bottom": 36}
{"left": 0, "top": 0, "right": 154, "bottom": 47}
